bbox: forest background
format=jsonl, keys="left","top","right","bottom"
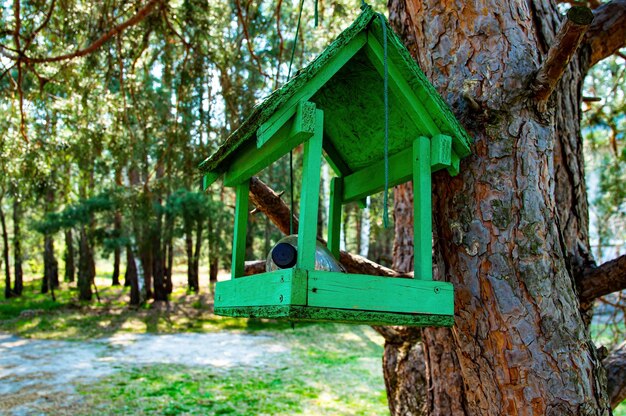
{"left": 0, "top": 0, "right": 624, "bottom": 414}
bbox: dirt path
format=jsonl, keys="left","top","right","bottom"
{"left": 0, "top": 332, "right": 290, "bottom": 415}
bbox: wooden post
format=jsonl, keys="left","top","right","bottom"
{"left": 231, "top": 180, "right": 250, "bottom": 279}
{"left": 297, "top": 109, "right": 324, "bottom": 270}
{"left": 413, "top": 137, "right": 432, "bottom": 280}
{"left": 328, "top": 177, "right": 343, "bottom": 260}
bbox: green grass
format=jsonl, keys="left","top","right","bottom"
{"left": 77, "top": 323, "right": 387, "bottom": 415}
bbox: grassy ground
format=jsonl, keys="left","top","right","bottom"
{"left": 1, "top": 267, "right": 624, "bottom": 415}
{"left": 0, "top": 269, "right": 388, "bottom": 415}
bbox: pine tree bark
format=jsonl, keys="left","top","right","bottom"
{"left": 126, "top": 245, "right": 140, "bottom": 306}
{"left": 383, "top": 0, "right": 617, "bottom": 413}
{"left": 12, "top": 197, "right": 23, "bottom": 295}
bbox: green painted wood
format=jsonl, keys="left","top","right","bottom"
{"left": 414, "top": 137, "right": 432, "bottom": 280}
{"left": 215, "top": 269, "right": 296, "bottom": 307}
{"left": 231, "top": 180, "right": 249, "bottom": 279}
{"left": 224, "top": 102, "right": 317, "bottom": 187}
{"left": 322, "top": 136, "right": 351, "bottom": 177}
{"left": 363, "top": 38, "right": 439, "bottom": 137}
{"left": 215, "top": 305, "right": 454, "bottom": 327}
{"left": 430, "top": 134, "right": 452, "bottom": 171}
{"left": 199, "top": 28, "right": 369, "bottom": 174}
{"left": 297, "top": 110, "right": 325, "bottom": 270}
{"left": 199, "top": 7, "right": 471, "bottom": 177}
{"left": 328, "top": 177, "right": 343, "bottom": 259}
{"left": 202, "top": 172, "right": 219, "bottom": 190}
{"left": 307, "top": 271, "right": 453, "bottom": 315}
{"left": 257, "top": 101, "right": 316, "bottom": 148}
{"left": 342, "top": 146, "right": 413, "bottom": 203}
{"left": 365, "top": 16, "right": 472, "bottom": 158}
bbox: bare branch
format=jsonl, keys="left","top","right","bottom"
{"left": 586, "top": 0, "right": 626, "bottom": 67}
{"left": 604, "top": 341, "right": 626, "bottom": 409}
{"left": 532, "top": 6, "right": 594, "bottom": 103}
{"left": 234, "top": 0, "right": 270, "bottom": 79}
{"left": 248, "top": 176, "right": 410, "bottom": 277}
{"left": 19, "top": 0, "right": 162, "bottom": 64}
{"left": 577, "top": 254, "right": 626, "bottom": 304}
{"left": 244, "top": 260, "right": 266, "bottom": 275}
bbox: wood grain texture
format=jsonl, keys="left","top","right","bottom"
{"left": 307, "top": 270, "right": 453, "bottom": 315}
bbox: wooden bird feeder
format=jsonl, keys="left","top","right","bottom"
{"left": 200, "top": 6, "right": 471, "bottom": 326}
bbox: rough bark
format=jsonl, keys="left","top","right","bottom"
{"left": 152, "top": 201, "right": 167, "bottom": 301}
{"left": 585, "top": 0, "right": 626, "bottom": 67}
{"left": 384, "top": 0, "right": 614, "bottom": 414}
{"left": 12, "top": 197, "right": 22, "bottom": 295}
{"left": 578, "top": 254, "right": 626, "bottom": 304}
{"left": 604, "top": 341, "right": 626, "bottom": 408}
{"left": 531, "top": 6, "right": 594, "bottom": 104}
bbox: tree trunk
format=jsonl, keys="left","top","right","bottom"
{"left": 193, "top": 219, "right": 203, "bottom": 291}
{"left": 152, "top": 202, "right": 167, "bottom": 301}
{"left": 64, "top": 229, "right": 75, "bottom": 283}
{"left": 111, "top": 212, "right": 122, "bottom": 286}
{"left": 12, "top": 197, "right": 22, "bottom": 295}
{"left": 185, "top": 223, "right": 199, "bottom": 292}
{"left": 0, "top": 203, "right": 12, "bottom": 299}
{"left": 126, "top": 245, "right": 140, "bottom": 306}
{"left": 383, "top": 0, "right": 612, "bottom": 413}
{"left": 77, "top": 226, "right": 93, "bottom": 301}
{"left": 42, "top": 234, "right": 59, "bottom": 293}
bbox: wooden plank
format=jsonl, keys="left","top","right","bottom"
{"left": 202, "top": 172, "right": 219, "bottom": 190}
{"left": 257, "top": 101, "right": 316, "bottom": 148}
{"left": 215, "top": 269, "right": 296, "bottom": 307}
{"left": 328, "top": 177, "right": 343, "bottom": 259}
{"left": 297, "top": 110, "right": 325, "bottom": 270}
{"left": 260, "top": 32, "right": 367, "bottom": 147}
{"left": 307, "top": 271, "right": 453, "bottom": 315}
{"left": 363, "top": 37, "right": 439, "bottom": 136}
{"left": 215, "top": 305, "right": 454, "bottom": 327}
{"left": 231, "top": 180, "right": 249, "bottom": 279}
{"left": 322, "top": 135, "right": 351, "bottom": 177}
{"left": 414, "top": 137, "right": 432, "bottom": 280}
{"left": 430, "top": 134, "right": 452, "bottom": 172}
{"left": 224, "top": 102, "right": 317, "bottom": 187}
{"left": 342, "top": 147, "right": 413, "bottom": 203}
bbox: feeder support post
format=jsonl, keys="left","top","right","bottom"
{"left": 413, "top": 136, "right": 432, "bottom": 280}
{"left": 328, "top": 177, "right": 343, "bottom": 260}
{"left": 231, "top": 180, "right": 250, "bottom": 279}
{"left": 297, "top": 109, "right": 325, "bottom": 270}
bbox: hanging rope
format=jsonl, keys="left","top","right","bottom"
{"left": 378, "top": 13, "right": 390, "bottom": 229}
{"left": 286, "top": 0, "right": 306, "bottom": 235}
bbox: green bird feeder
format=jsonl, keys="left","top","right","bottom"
{"left": 200, "top": 6, "right": 471, "bottom": 326}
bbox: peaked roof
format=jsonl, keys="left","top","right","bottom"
{"left": 199, "top": 5, "right": 471, "bottom": 175}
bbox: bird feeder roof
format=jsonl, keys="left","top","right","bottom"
{"left": 199, "top": 5, "right": 471, "bottom": 177}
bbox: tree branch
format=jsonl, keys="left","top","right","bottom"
{"left": 585, "top": 0, "right": 626, "bottom": 67}
{"left": 577, "top": 254, "right": 626, "bottom": 304}
{"left": 604, "top": 341, "right": 626, "bottom": 409}
{"left": 247, "top": 176, "right": 410, "bottom": 277}
{"left": 532, "top": 6, "right": 594, "bottom": 103}
{"left": 20, "top": 0, "right": 162, "bottom": 64}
